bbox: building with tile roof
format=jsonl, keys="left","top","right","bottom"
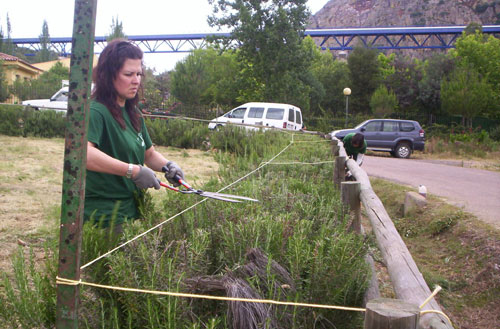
{"left": 0, "top": 52, "right": 44, "bottom": 103}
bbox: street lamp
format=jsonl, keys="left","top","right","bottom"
{"left": 343, "top": 87, "right": 351, "bottom": 128}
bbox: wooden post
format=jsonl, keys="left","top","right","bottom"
{"left": 352, "top": 165, "right": 453, "bottom": 329}
{"left": 341, "top": 181, "right": 361, "bottom": 233}
{"left": 365, "top": 298, "right": 420, "bottom": 329}
{"left": 55, "top": 0, "right": 97, "bottom": 328}
{"left": 340, "top": 180, "right": 380, "bottom": 305}
{"left": 333, "top": 156, "right": 346, "bottom": 188}
{"left": 331, "top": 139, "right": 339, "bottom": 156}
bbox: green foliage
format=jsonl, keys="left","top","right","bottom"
{"left": 347, "top": 46, "right": 381, "bottom": 114}
{"left": 425, "top": 211, "right": 461, "bottom": 236}
{"left": 377, "top": 53, "right": 396, "bottom": 80}
{"left": 9, "top": 62, "right": 69, "bottom": 101}
{"left": 208, "top": 0, "right": 314, "bottom": 110}
{"left": 0, "top": 60, "right": 10, "bottom": 102}
{"left": 145, "top": 118, "right": 210, "bottom": 149}
{"left": 452, "top": 29, "right": 500, "bottom": 119}
{"left": 37, "top": 20, "right": 53, "bottom": 62}
{"left": 0, "top": 105, "right": 66, "bottom": 137}
{"left": 81, "top": 132, "right": 369, "bottom": 328}
{"left": 106, "top": 16, "right": 127, "bottom": 41}
{"left": 309, "top": 44, "right": 351, "bottom": 117}
{"left": 383, "top": 54, "right": 423, "bottom": 117}
{"left": 370, "top": 85, "right": 398, "bottom": 117}
{"left": 418, "top": 53, "right": 456, "bottom": 122}
{"left": 424, "top": 128, "right": 499, "bottom": 157}
{"left": 171, "top": 49, "right": 239, "bottom": 109}
{"left": 0, "top": 246, "right": 57, "bottom": 328}
{"left": 441, "top": 66, "right": 494, "bottom": 127}
{"left": 0, "top": 129, "right": 370, "bottom": 329}
{"left": 0, "top": 104, "right": 26, "bottom": 136}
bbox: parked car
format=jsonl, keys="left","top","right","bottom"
{"left": 331, "top": 119, "right": 425, "bottom": 158}
{"left": 208, "top": 102, "right": 303, "bottom": 131}
{"left": 22, "top": 86, "right": 68, "bottom": 113}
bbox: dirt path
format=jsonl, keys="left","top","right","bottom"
{"left": 363, "top": 155, "right": 500, "bottom": 229}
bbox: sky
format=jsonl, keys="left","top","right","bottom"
{"left": 2, "top": 0, "right": 329, "bottom": 73}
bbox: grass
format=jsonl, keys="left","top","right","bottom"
{"left": 369, "top": 177, "right": 500, "bottom": 329}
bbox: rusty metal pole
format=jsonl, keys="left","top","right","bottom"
{"left": 56, "top": 1, "right": 97, "bottom": 328}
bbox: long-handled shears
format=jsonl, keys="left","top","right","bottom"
{"left": 160, "top": 166, "right": 259, "bottom": 203}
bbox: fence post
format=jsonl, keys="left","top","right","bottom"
{"left": 364, "top": 298, "right": 419, "bottom": 329}
{"left": 333, "top": 156, "right": 346, "bottom": 188}
{"left": 331, "top": 139, "right": 339, "bottom": 156}
{"left": 55, "top": 0, "right": 97, "bottom": 328}
{"left": 341, "top": 181, "right": 361, "bottom": 233}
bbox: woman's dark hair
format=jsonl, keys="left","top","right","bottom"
{"left": 92, "top": 39, "right": 144, "bottom": 132}
{"left": 352, "top": 133, "right": 365, "bottom": 146}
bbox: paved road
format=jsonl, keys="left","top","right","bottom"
{"left": 362, "top": 156, "right": 500, "bottom": 229}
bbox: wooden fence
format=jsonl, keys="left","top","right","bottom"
{"left": 331, "top": 137, "right": 454, "bottom": 329}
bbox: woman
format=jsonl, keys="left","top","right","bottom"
{"left": 85, "top": 39, "right": 184, "bottom": 228}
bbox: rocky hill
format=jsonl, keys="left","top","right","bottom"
{"left": 309, "top": 0, "right": 500, "bottom": 28}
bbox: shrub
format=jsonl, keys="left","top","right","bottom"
{"left": 146, "top": 118, "right": 210, "bottom": 149}
{"left": 0, "top": 129, "right": 370, "bottom": 329}
{"left": 0, "top": 105, "right": 66, "bottom": 138}
{"left": 0, "top": 105, "right": 25, "bottom": 136}
{"left": 0, "top": 246, "right": 57, "bottom": 328}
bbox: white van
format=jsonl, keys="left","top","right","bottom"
{"left": 22, "top": 86, "right": 69, "bottom": 113}
{"left": 208, "top": 102, "right": 303, "bottom": 131}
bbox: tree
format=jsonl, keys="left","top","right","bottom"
{"left": 38, "top": 20, "right": 51, "bottom": 62}
{"left": 0, "top": 19, "right": 4, "bottom": 53}
{"left": 208, "top": 0, "right": 312, "bottom": 109}
{"left": 384, "top": 54, "right": 423, "bottom": 117}
{"left": 106, "top": 16, "right": 126, "bottom": 41}
{"left": 10, "top": 62, "right": 69, "bottom": 101}
{"left": 171, "top": 50, "right": 212, "bottom": 107}
{"left": 347, "top": 46, "right": 381, "bottom": 114}
{"left": 451, "top": 27, "right": 500, "bottom": 119}
{"left": 441, "top": 67, "right": 494, "bottom": 127}
{"left": 370, "top": 85, "right": 398, "bottom": 117}
{"left": 377, "top": 53, "right": 396, "bottom": 81}
{"left": 143, "top": 69, "right": 171, "bottom": 110}
{"left": 309, "top": 46, "right": 350, "bottom": 116}
{"left": 418, "top": 53, "right": 456, "bottom": 123}
{"left": 0, "top": 60, "right": 9, "bottom": 102}
{"left": 170, "top": 48, "right": 239, "bottom": 111}
{"left": 3, "top": 13, "right": 14, "bottom": 55}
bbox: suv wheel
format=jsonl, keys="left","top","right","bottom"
{"left": 394, "top": 142, "right": 411, "bottom": 159}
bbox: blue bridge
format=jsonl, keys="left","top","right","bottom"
{"left": 9, "top": 25, "right": 500, "bottom": 55}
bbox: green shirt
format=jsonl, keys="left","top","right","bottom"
{"left": 85, "top": 100, "right": 153, "bottom": 226}
{"left": 343, "top": 133, "right": 367, "bottom": 157}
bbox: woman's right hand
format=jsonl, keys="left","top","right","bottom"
{"left": 132, "top": 165, "right": 161, "bottom": 189}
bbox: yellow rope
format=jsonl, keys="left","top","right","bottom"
{"left": 419, "top": 285, "right": 442, "bottom": 309}
{"left": 260, "top": 160, "right": 335, "bottom": 166}
{"left": 56, "top": 276, "right": 366, "bottom": 312}
{"left": 420, "top": 310, "right": 453, "bottom": 327}
{"left": 292, "top": 140, "right": 331, "bottom": 143}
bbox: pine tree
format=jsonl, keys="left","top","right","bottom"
{"left": 106, "top": 16, "right": 126, "bottom": 41}
{"left": 38, "top": 20, "right": 51, "bottom": 62}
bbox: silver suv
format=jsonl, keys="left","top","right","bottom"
{"left": 331, "top": 119, "right": 425, "bottom": 159}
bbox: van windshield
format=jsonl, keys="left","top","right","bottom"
{"left": 266, "top": 108, "right": 284, "bottom": 120}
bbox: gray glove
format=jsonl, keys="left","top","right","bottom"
{"left": 162, "top": 161, "right": 185, "bottom": 187}
{"left": 132, "top": 165, "right": 161, "bottom": 190}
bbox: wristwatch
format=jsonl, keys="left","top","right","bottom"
{"left": 126, "top": 163, "right": 134, "bottom": 179}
